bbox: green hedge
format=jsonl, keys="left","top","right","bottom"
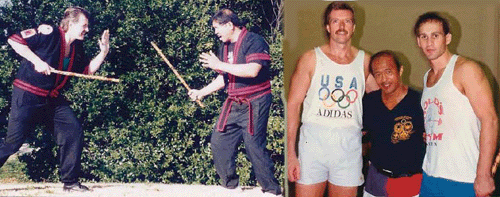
{"left": 0, "top": 0, "right": 284, "bottom": 186}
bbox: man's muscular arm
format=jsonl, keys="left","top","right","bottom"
{"left": 455, "top": 58, "right": 498, "bottom": 197}
{"left": 287, "top": 49, "right": 315, "bottom": 182}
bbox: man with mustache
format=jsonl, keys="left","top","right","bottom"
{"left": 0, "top": 6, "right": 110, "bottom": 192}
{"left": 362, "top": 51, "right": 425, "bottom": 197}
{"left": 188, "top": 8, "right": 282, "bottom": 196}
{"left": 287, "top": 2, "right": 377, "bottom": 196}
{"left": 414, "top": 12, "right": 498, "bottom": 197}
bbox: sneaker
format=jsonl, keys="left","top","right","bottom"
{"left": 63, "top": 182, "right": 91, "bottom": 192}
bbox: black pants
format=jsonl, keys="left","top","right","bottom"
{"left": 0, "top": 87, "right": 83, "bottom": 183}
{"left": 211, "top": 93, "right": 281, "bottom": 195}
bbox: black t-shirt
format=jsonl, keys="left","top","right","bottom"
{"left": 217, "top": 29, "right": 271, "bottom": 90}
{"left": 363, "top": 88, "right": 425, "bottom": 174}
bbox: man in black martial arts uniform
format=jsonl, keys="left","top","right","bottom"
{"left": 0, "top": 6, "right": 110, "bottom": 192}
{"left": 188, "top": 8, "right": 282, "bottom": 196}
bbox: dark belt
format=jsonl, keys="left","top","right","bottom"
{"left": 216, "top": 81, "right": 271, "bottom": 135}
{"left": 376, "top": 166, "right": 422, "bottom": 178}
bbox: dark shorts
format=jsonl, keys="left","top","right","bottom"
{"left": 364, "top": 164, "right": 422, "bottom": 197}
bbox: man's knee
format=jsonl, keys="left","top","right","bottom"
{"left": 327, "top": 183, "right": 358, "bottom": 197}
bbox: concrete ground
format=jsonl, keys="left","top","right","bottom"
{"left": 0, "top": 183, "right": 279, "bottom": 197}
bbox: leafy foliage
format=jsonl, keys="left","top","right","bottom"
{"left": 0, "top": 0, "right": 284, "bottom": 186}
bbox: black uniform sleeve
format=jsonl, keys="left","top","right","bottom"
{"left": 9, "top": 24, "right": 56, "bottom": 50}
{"left": 244, "top": 35, "right": 270, "bottom": 67}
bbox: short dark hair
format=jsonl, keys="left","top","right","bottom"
{"left": 369, "top": 50, "right": 401, "bottom": 74}
{"left": 323, "top": 2, "right": 355, "bottom": 27}
{"left": 211, "top": 8, "right": 242, "bottom": 27}
{"left": 413, "top": 12, "right": 450, "bottom": 36}
{"left": 60, "top": 6, "right": 90, "bottom": 32}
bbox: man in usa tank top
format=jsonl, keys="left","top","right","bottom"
{"left": 287, "top": 2, "right": 378, "bottom": 196}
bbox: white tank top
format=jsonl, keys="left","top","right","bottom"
{"left": 301, "top": 47, "right": 365, "bottom": 132}
{"left": 421, "top": 54, "right": 480, "bottom": 183}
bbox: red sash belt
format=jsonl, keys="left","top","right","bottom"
{"left": 13, "top": 79, "right": 60, "bottom": 97}
{"left": 216, "top": 81, "right": 271, "bottom": 135}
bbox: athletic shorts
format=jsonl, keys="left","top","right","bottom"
{"left": 297, "top": 123, "right": 364, "bottom": 186}
{"left": 364, "top": 164, "right": 422, "bottom": 197}
{"left": 420, "top": 171, "right": 475, "bottom": 197}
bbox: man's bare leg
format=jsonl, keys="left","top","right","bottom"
{"left": 295, "top": 181, "right": 327, "bottom": 197}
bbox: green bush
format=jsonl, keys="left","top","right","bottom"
{"left": 0, "top": 0, "right": 284, "bottom": 186}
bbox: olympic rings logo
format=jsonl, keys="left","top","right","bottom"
{"left": 319, "top": 88, "right": 358, "bottom": 109}
{"left": 392, "top": 117, "right": 414, "bottom": 144}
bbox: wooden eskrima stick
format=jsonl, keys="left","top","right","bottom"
{"left": 52, "top": 70, "right": 120, "bottom": 83}
{"left": 151, "top": 42, "right": 205, "bottom": 108}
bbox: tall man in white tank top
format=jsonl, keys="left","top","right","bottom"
{"left": 414, "top": 12, "right": 498, "bottom": 197}
{"left": 287, "top": 2, "right": 378, "bottom": 197}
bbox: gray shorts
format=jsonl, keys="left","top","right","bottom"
{"left": 297, "top": 123, "right": 364, "bottom": 186}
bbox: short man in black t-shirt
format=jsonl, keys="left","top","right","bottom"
{"left": 362, "top": 50, "right": 425, "bottom": 197}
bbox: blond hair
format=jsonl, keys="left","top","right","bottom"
{"left": 60, "top": 6, "right": 89, "bottom": 32}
